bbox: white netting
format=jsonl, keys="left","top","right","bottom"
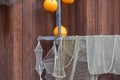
{"left": 34, "top": 41, "right": 56, "bottom": 80}
{"left": 86, "top": 35, "right": 120, "bottom": 80}
{"left": 112, "top": 35, "right": 120, "bottom": 74}
{"left": 35, "top": 35, "right": 120, "bottom": 80}
{"left": 53, "top": 38, "right": 66, "bottom": 79}
{"left": 53, "top": 36, "right": 91, "bottom": 80}
{"left": 86, "top": 35, "right": 115, "bottom": 74}
{"left": 34, "top": 41, "right": 44, "bottom": 80}
{"left": 43, "top": 42, "right": 56, "bottom": 75}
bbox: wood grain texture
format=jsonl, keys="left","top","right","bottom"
{"left": 12, "top": 3, "right": 22, "bottom": 80}
{"left": 22, "top": 0, "right": 38, "bottom": 79}
{"left": 3, "top": 3, "right": 22, "bottom": 80}
{"left": 0, "top": 0, "right": 120, "bottom": 80}
{"left": 114, "top": 0, "right": 120, "bottom": 34}
{"left": 87, "top": 0, "right": 120, "bottom": 35}
{"left": 0, "top": 1, "right": 22, "bottom": 80}
{"left": 0, "top": 6, "right": 7, "bottom": 80}
{"left": 87, "top": 0, "right": 98, "bottom": 35}
{"left": 98, "top": 0, "right": 115, "bottom": 35}
{"left": 3, "top": 6, "right": 14, "bottom": 80}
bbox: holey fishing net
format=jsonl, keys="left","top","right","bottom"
{"left": 53, "top": 36, "right": 91, "bottom": 80}
{"left": 86, "top": 35, "right": 120, "bottom": 80}
{"left": 35, "top": 35, "right": 120, "bottom": 80}
{"left": 34, "top": 40, "right": 56, "bottom": 80}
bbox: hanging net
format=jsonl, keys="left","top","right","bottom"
{"left": 34, "top": 40, "right": 56, "bottom": 80}
{"left": 53, "top": 36, "right": 91, "bottom": 80}
{"left": 34, "top": 41, "right": 44, "bottom": 80}
{"left": 43, "top": 41, "right": 56, "bottom": 80}
{"left": 112, "top": 35, "right": 120, "bottom": 74}
{"left": 35, "top": 35, "right": 120, "bottom": 80}
{"left": 86, "top": 35, "right": 115, "bottom": 74}
{"left": 86, "top": 35, "right": 120, "bottom": 80}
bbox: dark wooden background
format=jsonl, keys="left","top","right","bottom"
{"left": 0, "top": 0, "right": 120, "bottom": 80}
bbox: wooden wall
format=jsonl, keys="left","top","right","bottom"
{"left": 0, "top": 0, "right": 120, "bottom": 80}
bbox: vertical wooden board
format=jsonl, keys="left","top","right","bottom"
{"left": 62, "top": 4, "right": 71, "bottom": 35}
{"left": 75, "top": 0, "right": 87, "bottom": 35}
{"left": 87, "top": 0, "right": 119, "bottom": 35}
{"left": 97, "top": 0, "right": 117, "bottom": 35}
{"left": 3, "top": 2, "right": 23, "bottom": 80}
{"left": 12, "top": 3, "right": 22, "bottom": 80}
{"left": 22, "top": 0, "right": 38, "bottom": 80}
{"left": 0, "top": 6, "right": 7, "bottom": 80}
{"left": 106, "top": 0, "right": 115, "bottom": 34}
{"left": 98, "top": 0, "right": 115, "bottom": 35}
{"left": 3, "top": 6, "right": 14, "bottom": 80}
{"left": 67, "top": 3, "right": 76, "bottom": 35}
{"left": 86, "top": 0, "right": 98, "bottom": 35}
{"left": 114, "top": 0, "right": 120, "bottom": 34}
{"left": 97, "top": 0, "right": 107, "bottom": 35}
{"left": 62, "top": 0, "right": 87, "bottom": 36}
{"left": 36, "top": 0, "right": 47, "bottom": 36}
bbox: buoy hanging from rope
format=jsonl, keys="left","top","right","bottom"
{"left": 43, "top": 0, "right": 58, "bottom": 12}
{"left": 53, "top": 26, "right": 67, "bottom": 36}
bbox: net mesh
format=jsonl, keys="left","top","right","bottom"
{"left": 34, "top": 41, "right": 44, "bottom": 80}
{"left": 34, "top": 41, "right": 56, "bottom": 80}
{"left": 35, "top": 35, "right": 120, "bottom": 80}
{"left": 53, "top": 36, "right": 91, "bottom": 80}
{"left": 111, "top": 35, "right": 120, "bottom": 74}
{"left": 86, "top": 35, "right": 120, "bottom": 80}
{"left": 43, "top": 42, "right": 56, "bottom": 74}
{"left": 86, "top": 35, "right": 115, "bottom": 74}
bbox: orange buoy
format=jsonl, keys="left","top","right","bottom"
{"left": 53, "top": 26, "right": 67, "bottom": 36}
{"left": 62, "top": 0, "right": 74, "bottom": 4}
{"left": 44, "top": 0, "right": 58, "bottom": 12}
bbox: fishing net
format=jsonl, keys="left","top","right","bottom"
{"left": 43, "top": 42, "right": 56, "bottom": 75}
{"left": 86, "top": 35, "right": 115, "bottom": 74}
{"left": 43, "top": 41, "right": 56, "bottom": 80}
{"left": 34, "top": 40, "right": 56, "bottom": 80}
{"left": 112, "top": 35, "right": 120, "bottom": 74}
{"left": 35, "top": 35, "right": 120, "bottom": 80}
{"left": 34, "top": 41, "right": 44, "bottom": 80}
{"left": 53, "top": 37, "right": 66, "bottom": 79}
{"left": 86, "top": 35, "right": 120, "bottom": 80}
{"left": 53, "top": 36, "right": 91, "bottom": 80}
